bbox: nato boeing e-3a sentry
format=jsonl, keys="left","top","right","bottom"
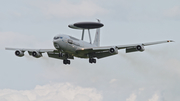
{"left": 6, "top": 20, "right": 173, "bottom": 65}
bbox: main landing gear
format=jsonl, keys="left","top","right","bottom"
{"left": 63, "top": 59, "right": 70, "bottom": 65}
{"left": 59, "top": 53, "right": 71, "bottom": 65}
{"left": 89, "top": 58, "right": 96, "bottom": 64}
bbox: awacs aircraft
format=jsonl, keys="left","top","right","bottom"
{"left": 6, "top": 20, "right": 173, "bottom": 65}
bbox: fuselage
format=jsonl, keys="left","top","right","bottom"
{"left": 53, "top": 34, "right": 96, "bottom": 58}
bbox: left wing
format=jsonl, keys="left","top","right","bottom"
{"left": 76, "top": 40, "right": 174, "bottom": 59}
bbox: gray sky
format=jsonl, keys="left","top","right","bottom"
{"left": 0, "top": 0, "right": 180, "bottom": 101}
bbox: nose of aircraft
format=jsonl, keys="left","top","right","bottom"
{"left": 53, "top": 41, "right": 60, "bottom": 49}
{"left": 53, "top": 37, "right": 60, "bottom": 49}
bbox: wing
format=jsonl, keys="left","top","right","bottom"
{"left": 76, "top": 40, "right": 174, "bottom": 59}
{"left": 5, "top": 47, "right": 69, "bottom": 59}
{"left": 5, "top": 48, "right": 56, "bottom": 53}
{"left": 116, "top": 40, "right": 174, "bottom": 49}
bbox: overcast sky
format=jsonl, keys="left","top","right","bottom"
{"left": 0, "top": 0, "right": 180, "bottom": 101}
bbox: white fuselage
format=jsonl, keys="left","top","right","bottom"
{"left": 53, "top": 34, "right": 96, "bottom": 58}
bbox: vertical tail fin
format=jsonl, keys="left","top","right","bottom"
{"left": 93, "top": 28, "right": 100, "bottom": 47}
{"left": 93, "top": 19, "right": 101, "bottom": 46}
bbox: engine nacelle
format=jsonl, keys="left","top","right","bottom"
{"left": 109, "top": 47, "right": 118, "bottom": 54}
{"left": 32, "top": 51, "right": 42, "bottom": 58}
{"left": 15, "top": 50, "right": 24, "bottom": 57}
{"left": 136, "top": 45, "right": 145, "bottom": 52}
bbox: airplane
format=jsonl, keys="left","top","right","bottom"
{"left": 6, "top": 20, "right": 173, "bottom": 65}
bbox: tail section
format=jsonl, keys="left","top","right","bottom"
{"left": 93, "top": 28, "right": 100, "bottom": 46}
{"left": 93, "top": 19, "right": 101, "bottom": 46}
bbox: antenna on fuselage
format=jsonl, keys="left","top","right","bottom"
{"left": 81, "top": 29, "right": 92, "bottom": 44}
{"left": 68, "top": 20, "right": 104, "bottom": 44}
{"left": 81, "top": 29, "right": 84, "bottom": 40}
{"left": 88, "top": 29, "right": 92, "bottom": 44}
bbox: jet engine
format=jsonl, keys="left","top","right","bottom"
{"left": 32, "top": 51, "right": 42, "bottom": 58}
{"left": 15, "top": 50, "right": 24, "bottom": 57}
{"left": 109, "top": 47, "right": 118, "bottom": 54}
{"left": 136, "top": 45, "right": 145, "bottom": 52}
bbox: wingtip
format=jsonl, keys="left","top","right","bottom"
{"left": 167, "top": 40, "right": 174, "bottom": 42}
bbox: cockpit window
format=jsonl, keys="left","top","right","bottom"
{"left": 54, "top": 37, "right": 60, "bottom": 40}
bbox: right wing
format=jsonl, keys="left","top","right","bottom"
{"left": 76, "top": 40, "right": 174, "bottom": 59}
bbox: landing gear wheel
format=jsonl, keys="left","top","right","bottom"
{"left": 63, "top": 60, "right": 67, "bottom": 65}
{"left": 67, "top": 60, "right": 70, "bottom": 64}
{"left": 92, "top": 59, "right": 96, "bottom": 63}
{"left": 63, "top": 60, "right": 71, "bottom": 65}
{"left": 89, "top": 58, "right": 96, "bottom": 64}
{"left": 89, "top": 58, "right": 92, "bottom": 63}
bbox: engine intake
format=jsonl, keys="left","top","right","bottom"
{"left": 32, "top": 51, "right": 42, "bottom": 58}
{"left": 126, "top": 45, "right": 145, "bottom": 53}
{"left": 136, "top": 45, "right": 145, "bottom": 52}
{"left": 109, "top": 47, "right": 118, "bottom": 54}
{"left": 15, "top": 50, "right": 24, "bottom": 57}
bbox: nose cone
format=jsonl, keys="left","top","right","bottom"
{"left": 53, "top": 37, "right": 60, "bottom": 49}
{"left": 53, "top": 41, "right": 60, "bottom": 49}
